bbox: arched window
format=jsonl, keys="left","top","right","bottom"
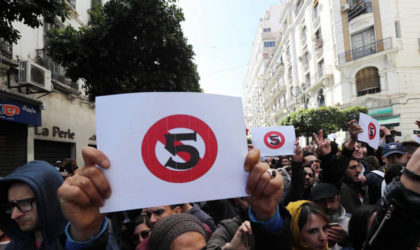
{"left": 356, "top": 67, "right": 380, "bottom": 96}
{"left": 317, "top": 89, "right": 325, "bottom": 107}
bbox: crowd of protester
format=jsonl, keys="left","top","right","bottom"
{"left": 0, "top": 119, "right": 420, "bottom": 250}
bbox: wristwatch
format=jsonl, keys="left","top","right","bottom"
{"left": 401, "top": 167, "right": 420, "bottom": 181}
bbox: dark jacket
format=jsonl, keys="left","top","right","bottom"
{"left": 365, "top": 179, "right": 420, "bottom": 250}
{"left": 187, "top": 204, "right": 217, "bottom": 232}
{"left": 206, "top": 216, "right": 243, "bottom": 250}
{"left": 251, "top": 206, "right": 292, "bottom": 250}
{"left": 365, "top": 168, "right": 384, "bottom": 205}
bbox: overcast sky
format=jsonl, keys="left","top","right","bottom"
{"left": 177, "top": 0, "right": 281, "bottom": 97}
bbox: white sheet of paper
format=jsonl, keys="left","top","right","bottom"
{"left": 251, "top": 126, "right": 296, "bottom": 156}
{"left": 96, "top": 93, "right": 248, "bottom": 213}
{"left": 328, "top": 133, "right": 337, "bottom": 140}
{"left": 414, "top": 135, "right": 420, "bottom": 144}
{"left": 358, "top": 113, "right": 380, "bottom": 149}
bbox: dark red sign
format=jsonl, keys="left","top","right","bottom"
{"left": 1, "top": 104, "right": 20, "bottom": 117}
{"left": 264, "top": 131, "right": 285, "bottom": 149}
{"left": 141, "top": 114, "right": 218, "bottom": 183}
{"left": 368, "top": 122, "right": 376, "bottom": 140}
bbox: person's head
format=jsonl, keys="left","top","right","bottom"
{"left": 365, "top": 155, "right": 380, "bottom": 170}
{"left": 304, "top": 166, "right": 315, "bottom": 189}
{"left": 310, "top": 183, "right": 341, "bottom": 216}
{"left": 303, "top": 152, "right": 320, "bottom": 172}
{"left": 401, "top": 141, "right": 419, "bottom": 164}
{"left": 382, "top": 142, "right": 405, "bottom": 169}
{"left": 133, "top": 215, "right": 151, "bottom": 245}
{"left": 0, "top": 161, "right": 65, "bottom": 241}
{"left": 7, "top": 182, "right": 38, "bottom": 232}
{"left": 346, "top": 158, "right": 362, "bottom": 182}
{"left": 144, "top": 204, "right": 182, "bottom": 228}
{"left": 281, "top": 157, "right": 291, "bottom": 167}
{"left": 352, "top": 141, "right": 364, "bottom": 160}
{"left": 287, "top": 201, "right": 328, "bottom": 250}
{"left": 348, "top": 205, "right": 377, "bottom": 250}
{"left": 149, "top": 213, "right": 206, "bottom": 250}
{"left": 384, "top": 164, "right": 404, "bottom": 185}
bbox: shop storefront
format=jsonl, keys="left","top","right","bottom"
{"left": 0, "top": 93, "right": 42, "bottom": 176}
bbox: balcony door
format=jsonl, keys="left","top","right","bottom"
{"left": 351, "top": 27, "right": 376, "bottom": 59}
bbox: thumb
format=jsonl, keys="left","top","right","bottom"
{"left": 244, "top": 148, "right": 260, "bottom": 172}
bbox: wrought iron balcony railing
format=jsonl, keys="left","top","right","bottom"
{"left": 0, "top": 39, "right": 13, "bottom": 59}
{"left": 338, "top": 37, "right": 392, "bottom": 64}
{"left": 35, "top": 49, "right": 78, "bottom": 89}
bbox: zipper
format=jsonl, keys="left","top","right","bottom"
{"left": 368, "top": 204, "right": 395, "bottom": 246}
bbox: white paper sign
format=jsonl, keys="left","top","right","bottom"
{"left": 251, "top": 126, "right": 296, "bottom": 156}
{"left": 414, "top": 135, "right": 420, "bottom": 144}
{"left": 358, "top": 113, "right": 380, "bottom": 149}
{"left": 328, "top": 133, "right": 337, "bottom": 141}
{"left": 96, "top": 93, "right": 248, "bottom": 213}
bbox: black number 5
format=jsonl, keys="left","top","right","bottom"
{"left": 269, "top": 135, "right": 280, "bottom": 145}
{"left": 164, "top": 132, "right": 200, "bottom": 170}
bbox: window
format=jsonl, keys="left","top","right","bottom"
{"left": 301, "top": 26, "right": 307, "bottom": 44}
{"left": 351, "top": 27, "right": 376, "bottom": 59}
{"left": 317, "top": 89, "right": 325, "bottom": 107}
{"left": 395, "top": 21, "right": 401, "bottom": 38}
{"left": 348, "top": 0, "right": 372, "bottom": 22}
{"left": 318, "top": 59, "right": 324, "bottom": 78}
{"left": 315, "top": 28, "right": 323, "bottom": 50}
{"left": 356, "top": 67, "right": 381, "bottom": 96}
{"left": 304, "top": 73, "right": 311, "bottom": 89}
{"left": 264, "top": 41, "right": 276, "bottom": 47}
{"left": 263, "top": 28, "right": 271, "bottom": 32}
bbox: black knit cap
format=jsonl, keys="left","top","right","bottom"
{"left": 149, "top": 213, "right": 207, "bottom": 250}
{"left": 310, "top": 182, "right": 339, "bottom": 201}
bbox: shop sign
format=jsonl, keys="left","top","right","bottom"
{"left": 35, "top": 126, "right": 75, "bottom": 139}
{"left": 0, "top": 97, "right": 41, "bottom": 126}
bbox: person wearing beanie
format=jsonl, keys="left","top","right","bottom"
{"left": 310, "top": 183, "right": 350, "bottom": 250}
{"left": 149, "top": 213, "right": 206, "bottom": 250}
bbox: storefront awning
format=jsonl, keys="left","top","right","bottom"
{"left": 375, "top": 115, "right": 400, "bottom": 126}
{"left": 0, "top": 95, "right": 41, "bottom": 126}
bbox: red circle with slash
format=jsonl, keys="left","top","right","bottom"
{"left": 368, "top": 122, "right": 376, "bottom": 140}
{"left": 264, "top": 131, "right": 286, "bottom": 149}
{"left": 141, "top": 114, "right": 218, "bottom": 183}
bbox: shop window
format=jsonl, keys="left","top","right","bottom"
{"left": 356, "top": 67, "right": 380, "bottom": 96}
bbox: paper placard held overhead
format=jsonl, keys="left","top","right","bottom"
{"left": 96, "top": 93, "right": 248, "bottom": 213}
{"left": 358, "top": 113, "right": 380, "bottom": 149}
{"left": 251, "top": 126, "right": 296, "bottom": 156}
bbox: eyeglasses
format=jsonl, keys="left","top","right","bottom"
{"left": 140, "top": 230, "right": 150, "bottom": 239}
{"left": 5, "top": 198, "right": 36, "bottom": 214}
{"left": 307, "top": 160, "right": 320, "bottom": 165}
{"left": 145, "top": 208, "right": 165, "bottom": 218}
{"left": 303, "top": 170, "right": 314, "bottom": 178}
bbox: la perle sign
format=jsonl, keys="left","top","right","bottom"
{"left": 35, "top": 126, "right": 75, "bottom": 139}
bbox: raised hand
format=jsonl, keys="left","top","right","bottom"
{"left": 57, "top": 147, "right": 111, "bottom": 241}
{"left": 312, "top": 129, "right": 331, "bottom": 156}
{"left": 348, "top": 120, "right": 363, "bottom": 140}
{"left": 223, "top": 221, "right": 253, "bottom": 250}
{"left": 244, "top": 148, "right": 284, "bottom": 221}
{"left": 291, "top": 141, "right": 303, "bottom": 163}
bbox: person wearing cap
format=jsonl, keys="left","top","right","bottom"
{"left": 311, "top": 183, "right": 350, "bottom": 250}
{"left": 365, "top": 142, "right": 406, "bottom": 204}
{"left": 401, "top": 140, "right": 419, "bottom": 163}
{"left": 149, "top": 213, "right": 207, "bottom": 250}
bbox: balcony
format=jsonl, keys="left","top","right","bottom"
{"left": 357, "top": 87, "right": 380, "bottom": 97}
{"left": 348, "top": 1, "right": 372, "bottom": 22}
{"left": 0, "top": 39, "right": 13, "bottom": 59}
{"left": 35, "top": 49, "right": 78, "bottom": 90}
{"left": 338, "top": 37, "right": 392, "bottom": 64}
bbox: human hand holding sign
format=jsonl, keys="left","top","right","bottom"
{"left": 291, "top": 141, "right": 303, "bottom": 163}
{"left": 244, "top": 148, "right": 284, "bottom": 221}
{"left": 313, "top": 129, "right": 331, "bottom": 157}
{"left": 57, "top": 147, "right": 111, "bottom": 241}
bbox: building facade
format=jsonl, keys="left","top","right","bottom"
{"left": 243, "top": 0, "right": 420, "bottom": 141}
{"left": 0, "top": 0, "right": 97, "bottom": 176}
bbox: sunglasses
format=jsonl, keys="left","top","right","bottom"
{"left": 140, "top": 230, "right": 150, "bottom": 238}
{"left": 303, "top": 170, "right": 314, "bottom": 178}
{"left": 307, "top": 160, "right": 320, "bottom": 165}
{"left": 5, "top": 198, "right": 36, "bottom": 214}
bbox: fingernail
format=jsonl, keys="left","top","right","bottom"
{"left": 106, "top": 190, "right": 112, "bottom": 198}
{"left": 101, "top": 159, "right": 109, "bottom": 167}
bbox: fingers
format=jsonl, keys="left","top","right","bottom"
{"left": 244, "top": 148, "right": 260, "bottom": 172}
{"left": 319, "top": 129, "right": 324, "bottom": 141}
{"left": 246, "top": 162, "right": 268, "bottom": 195}
{"left": 312, "top": 132, "right": 319, "bottom": 145}
{"left": 263, "top": 173, "right": 283, "bottom": 197}
{"left": 82, "top": 147, "right": 110, "bottom": 169}
{"left": 77, "top": 166, "right": 111, "bottom": 199}
{"left": 66, "top": 176, "right": 104, "bottom": 206}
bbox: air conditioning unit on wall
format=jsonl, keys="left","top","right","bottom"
{"left": 18, "top": 59, "right": 52, "bottom": 92}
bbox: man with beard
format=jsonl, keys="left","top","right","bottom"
{"left": 311, "top": 183, "right": 349, "bottom": 250}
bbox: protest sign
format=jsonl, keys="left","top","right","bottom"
{"left": 96, "top": 93, "right": 248, "bottom": 213}
{"left": 358, "top": 113, "right": 380, "bottom": 149}
{"left": 251, "top": 126, "right": 296, "bottom": 156}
